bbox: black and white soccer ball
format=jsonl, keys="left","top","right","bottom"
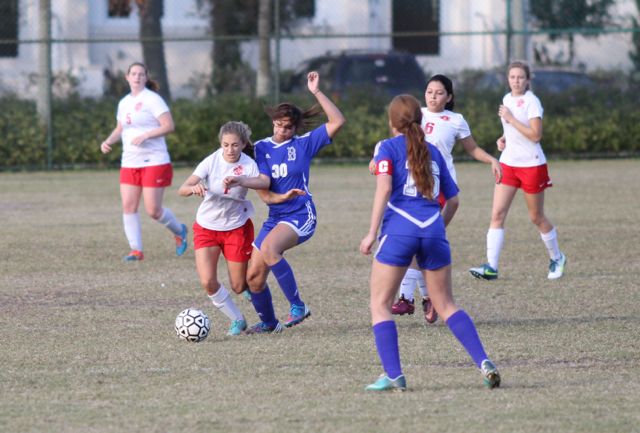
{"left": 175, "top": 308, "right": 211, "bottom": 342}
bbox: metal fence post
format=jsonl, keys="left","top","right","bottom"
{"left": 37, "top": 0, "right": 53, "bottom": 169}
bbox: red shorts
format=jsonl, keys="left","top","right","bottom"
{"left": 193, "top": 219, "right": 254, "bottom": 262}
{"left": 500, "top": 163, "right": 552, "bottom": 194}
{"left": 120, "top": 163, "right": 173, "bottom": 188}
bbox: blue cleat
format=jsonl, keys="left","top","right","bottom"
{"left": 175, "top": 224, "right": 188, "bottom": 257}
{"left": 227, "top": 319, "right": 247, "bottom": 336}
{"left": 548, "top": 253, "right": 567, "bottom": 280}
{"left": 284, "top": 303, "right": 311, "bottom": 327}
{"left": 365, "top": 374, "right": 407, "bottom": 392}
{"left": 242, "top": 290, "right": 252, "bottom": 302}
{"left": 480, "top": 359, "right": 501, "bottom": 389}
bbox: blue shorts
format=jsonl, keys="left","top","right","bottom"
{"left": 253, "top": 202, "right": 317, "bottom": 250}
{"left": 375, "top": 234, "right": 451, "bottom": 270}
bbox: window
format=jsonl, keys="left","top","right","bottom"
{"left": 392, "top": 0, "right": 439, "bottom": 55}
{"left": 108, "top": 0, "right": 132, "bottom": 17}
{"left": 0, "top": 0, "right": 18, "bottom": 57}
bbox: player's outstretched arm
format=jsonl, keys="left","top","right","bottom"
{"left": 307, "top": 71, "right": 345, "bottom": 138}
{"left": 223, "top": 173, "right": 270, "bottom": 191}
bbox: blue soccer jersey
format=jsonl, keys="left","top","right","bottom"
{"left": 255, "top": 125, "right": 331, "bottom": 217}
{"left": 373, "top": 135, "right": 459, "bottom": 238}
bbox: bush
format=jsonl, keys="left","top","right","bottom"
{"left": 1, "top": 88, "right": 638, "bottom": 169}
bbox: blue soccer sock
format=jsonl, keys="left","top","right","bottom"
{"left": 270, "top": 258, "right": 303, "bottom": 307}
{"left": 250, "top": 285, "right": 278, "bottom": 327}
{"left": 446, "top": 309, "right": 489, "bottom": 368}
{"left": 372, "top": 320, "right": 403, "bottom": 379}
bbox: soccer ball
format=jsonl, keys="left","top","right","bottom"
{"left": 175, "top": 308, "right": 211, "bottom": 342}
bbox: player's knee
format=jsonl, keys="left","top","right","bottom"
{"left": 228, "top": 281, "right": 245, "bottom": 294}
{"left": 147, "top": 208, "right": 162, "bottom": 220}
{"left": 246, "top": 272, "right": 265, "bottom": 293}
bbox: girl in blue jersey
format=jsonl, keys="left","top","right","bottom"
{"left": 227, "top": 71, "right": 346, "bottom": 334}
{"left": 360, "top": 94, "right": 500, "bottom": 391}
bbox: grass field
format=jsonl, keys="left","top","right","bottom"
{"left": 1, "top": 160, "right": 639, "bottom": 433}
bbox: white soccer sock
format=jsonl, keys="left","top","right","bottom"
{"left": 540, "top": 227, "right": 562, "bottom": 261}
{"left": 399, "top": 268, "right": 421, "bottom": 301}
{"left": 209, "top": 284, "right": 244, "bottom": 322}
{"left": 416, "top": 271, "right": 428, "bottom": 298}
{"left": 487, "top": 228, "right": 504, "bottom": 270}
{"left": 123, "top": 212, "right": 142, "bottom": 251}
{"left": 158, "top": 207, "right": 183, "bottom": 235}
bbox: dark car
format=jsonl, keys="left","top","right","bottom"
{"left": 283, "top": 50, "right": 427, "bottom": 99}
{"left": 475, "top": 68, "right": 595, "bottom": 94}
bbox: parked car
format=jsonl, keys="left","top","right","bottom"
{"left": 475, "top": 67, "right": 595, "bottom": 94}
{"left": 283, "top": 50, "right": 427, "bottom": 99}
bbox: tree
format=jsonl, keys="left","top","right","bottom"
{"left": 109, "top": 0, "right": 171, "bottom": 100}
{"left": 199, "top": 0, "right": 314, "bottom": 95}
{"left": 530, "top": 0, "right": 615, "bottom": 65}
{"left": 629, "top": 0, "right": 640, "bottom": 76}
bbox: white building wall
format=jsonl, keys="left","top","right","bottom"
{"left": 0, "top": 0, "right": 636, "bottom": 99}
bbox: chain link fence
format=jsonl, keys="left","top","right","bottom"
{"left": 1, "top": 0, "right": 639, "bottom": 167}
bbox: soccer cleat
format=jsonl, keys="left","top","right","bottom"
{"left": 365, "top": 374, "right": 407, "bottom": 392}
{"left": 480, "top": 359, "right": 501, "bottom": 389}
{"left": 244, "top": 321, "right": 283, "bottom": 335}
{"left": 284, "top": 303, "right": 311, "bottom": 327}
{"left": 123, "top": 250, "right": 144, "bottom": 262}
{"left": 391, "top": 295, "right": 415, "bottom": 315}
{"left": 547, "top": 253, "right": 567, "bottom": 280}
{"left": 469, "top": 263, "right": 498, "bottom": 281}
{"left": 227, "top": 319, "right": 247, "bottom": 336}
{"left": 242, "top": 290, "right": 252, "bottom": 302}
{"left": 175, "top": 224, "right": 188, "bottom": 257}
{"left": 422, "top": 297, "right": 438, "bottom": 324}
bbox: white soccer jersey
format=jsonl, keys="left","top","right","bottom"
{"left": 499, "top": 90, "right": 546, "bottom": 167}
{"left": 117, "top": 88, "right": 171, "bottom": 168}
{"left": 420, "top": 108, "right": 471, "bottom": 183}
{"left": 192, "top": 149, "right": 259, "bottom": 231}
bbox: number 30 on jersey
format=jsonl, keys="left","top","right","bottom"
{"left": 271, "top": 163, "right": 288, "bottom": 179}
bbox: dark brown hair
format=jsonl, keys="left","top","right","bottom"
{"left": 388, "top": 94, "right": 433, "bottom": 199}
{"left": 127, "top": 62, "right": 160, "bottom": 92}
{"left": 265, "top": 102, "right": 323, "bottom": 132}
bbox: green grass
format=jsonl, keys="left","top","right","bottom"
{"left": 1, "top": 160, "right": 639, "bottom": 433}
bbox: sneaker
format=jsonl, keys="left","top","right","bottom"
{"left": 365, "top": 374, "right": 407, "bottom": 392}
{"left": 244, "top": 321, "right": 283, "bottom": 335}
{"left": 422, "top": 297, "right": 438, "bottom": 324}
{"left": 175, "top": 224, "right": 188, "bottom": 257}
{"left": 227, "top": 319, "right": 247, "bottom": 336}
{"left": 123, "top": 250, "right": 144, "bottom": 262}
{"left": 548, "top": 253, "right": 567, "bottom": 280}
{"left": 469, "top": 263, "right": 498, "bottom": 280}
{"left": 480, "top": 359, "right": 501, "bottom": 389}
{"left": 391, "top": 295, "right": 415, "bottom": 315}
{"left": 284, "top": 303, "right": 311, "bottom": 327}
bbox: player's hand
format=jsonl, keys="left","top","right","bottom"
{"left": 359, "top": 233, "right": 377, "bottom": 255}
{"left": 100, "top": 141, "right": 112, "bottom": 154}
{"left": 223, "top": 176, "right": 243, "bottom": 189}
{"left": 498, "top": 105, "right": 514, "bottom": 123}
{"left": 491, "top": 159, "right": 502, "bottom": 183}
{"left": 190, "top": 182, "right": 207, "bottom": 197}
{"left": 496, "top": 136, "right": 506, "bottom": 152}
{"left": 307, "top": 71, "right": 320, "bottom": 94}
{"left": 368, "top": 159, "right": 376, "bottom": 175}
{"left": 131, "top": 134, "right": 148, "bottom": 146}
{"left": 281, "top": 188, "right": 306, "bottom": 201}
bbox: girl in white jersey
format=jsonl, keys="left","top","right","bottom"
{"left": 469, "top": 61, "right": 566, "bottom": 281}
{"left": 178, "top": 121, "right": 303, "bottom": 336}
{"left": 100, "top": 62, "right": 188, "bottom": 262}
{"left": 388, "top": 75, "right": 502, "bottom": 324}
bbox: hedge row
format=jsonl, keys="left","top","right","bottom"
{"left": 1, "top": 89, "right": 638, "bottom": 169}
